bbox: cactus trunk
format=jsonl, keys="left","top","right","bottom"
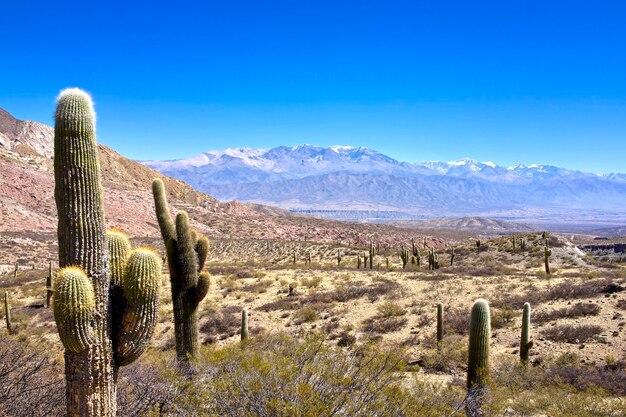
{"left": 241, "top": 308, "right": 249, "bottom": 342}
{"left": 54, "top": 89, "right": 162, "bottom": 416}
{"left": 54, "top": 88, "right": 116, "bottom": 417}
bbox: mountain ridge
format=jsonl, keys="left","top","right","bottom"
{"left": 143, "top": 144, "right": 626, "bottom": 227}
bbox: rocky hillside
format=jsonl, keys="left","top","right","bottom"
{"left": 0, "top": 109, "right": 446, "bottom": 268}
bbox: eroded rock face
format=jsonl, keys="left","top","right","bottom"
{"left": 0, "top": 108, "right": 54, "bottom": 159}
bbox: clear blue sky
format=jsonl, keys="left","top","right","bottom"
{"left": 1, "top": 1, "right": 625, "bottom": 173}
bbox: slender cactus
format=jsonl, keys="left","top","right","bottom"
{"left": 46, "top": 261, "right": 53, "bottom": 309}
{"left": 241, "top": 308, "right": 249, "bottom": 342}
{"left": 337, "top": 249, "right": 342, "bottom": 266}
{"left": 437, "top": 303, "right": 443, "bottom": 346}
{"left": 544, "top": 239, "right": 552, "bottom": 275}
{"left": 466, "top": 299, "right": 491, "bottom": 417}
{"left": 4, "top": 292, "right": 12, "bottom": 334}
{"left": 450, "top": 246, "right": 456, "bottom": 266}
{"left": 152, "top": 179, "right": 211, "bottom": 362}
{"left": 53, "top": 89, "right": 162, "bottom": 416}
{"left": 369, "top": 241, "right": 375, "bottom": 270}
{"left": 520, "top": 302, "right": 533, "bottom": 365}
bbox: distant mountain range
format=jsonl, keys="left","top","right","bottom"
{"left": 143, "top": 145, "right": 626, "bottom": 229}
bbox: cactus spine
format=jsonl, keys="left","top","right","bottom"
{"left": 437, "top": 303, "right": 443, "bottom": 346}
{"left": 4, "top": 292, "right": 11, "bottom": 334}
{"left": 241, "top": 308, "right": 249, "bottom": 342}
{"left": 152, "top": 179, "right": 211, "bottom": 362}
{"left": 54, "top": 89, "right": 161, "bottom": 416}
{"left": 46, "top": 261, "right": 53, "bottom": 309}
{"left": 520, "top": 302, "right": 533, "bottom": 365}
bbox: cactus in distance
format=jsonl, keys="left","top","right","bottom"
{"left": 241, "top": 308, "right": 249, "bottom": 343}
{"left": 520, "top": 302, "right": 533, "bottom": 365}
{"left": 337, "top": 249, "right": 342, "bottom": 266}
{"left": 412, "top": 238, "right": 421, "bottom": 267}
{"left": 4, "top": 292, "right": 12, "bottom": 335}
{"left": 400, "top": 245, "right": 409, "bottom": 269}
{"left": 544, "top": 238, "right": 552, "bottom": 275}
{"left": 152, "top": 178, "right": 211, "bottom": 362}
{"left": 437, "top": 302, "right": 443, "bottom": 346}
{"left": 53, "top": 88, "right": 162, "bottom": 416}
{"left": 369, "top": 241, "right": 375, "bottom": 270}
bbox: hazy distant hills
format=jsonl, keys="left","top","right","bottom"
{"left": 144, "top": 145, "right": 626, "bottom": 228}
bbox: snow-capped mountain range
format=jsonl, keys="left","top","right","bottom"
{"left": 143, "top": 145, "right": 626, "bottom": 226}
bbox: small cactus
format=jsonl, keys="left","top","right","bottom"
{"left": 466, "top": 299, "right": 491, "bottom": 417}
{"left": 437, "top": 303, "right": 443, "bottom": 346}
{"left": 241, "top": 308, "right": 249, "bottom": 342}
{"left": 400, "top": 245, "right": 409, "bottom": 269}
{"left": 4, "top": 291, "right": 12, "bottom": 335}
{"left": 544, "top": 239, "right": 552, "bottom": 275}
{"left": 46, "top": 261, "right": 53, "bottom": 309}
{"left": 337, "top": 249, "right": 342, "bottom": 266}
{"left": 467, "top": 299, "right": 490, "bottom": 389}
{"left": 520, "top": 302, "right": 533, "bottom": 365}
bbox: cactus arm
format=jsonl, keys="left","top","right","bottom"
{"left": 53, "top": 267, "right": 97, "bottom": 353}
{"left": 195, "top": 235, "right": 210, "bottom": 272}
{"left": 195, "top": 272, "right": 211, "bottom": 304}
{"left": 107, "top": 230, "right": 132, "bottom": 287}
{"left": 114, "top": 248, "right": 162, "bottom": 366}
{"left": 152, "top": 179, "right": 176, "bottom": 243}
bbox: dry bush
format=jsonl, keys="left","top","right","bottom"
{"left": 166, "top": 333, "right": 461, "bottom": 416}
{"left": 534, "top": 302, "right": 601, "bottom": 324}
{"left": 541, "top": 324, "right": 603, "bottom": 343}
{"left": 445, "top": 308, "right": 471, "bottom": 336}
{"left": 617, "top": 299, "right": 626, "bottom": 310}
{"left": 491, "top": 307, "right": 515, "bottom": 329}
{"left": 362, "top": 316, "right": 407, "bottom": 334}
{"left": 300, "top": 276, "right": 323, "bottom": 288}
{"left": 0, "top": 334, "right": 65, "bottom": 417}
{"left": 200, "top": 305, "right": 242, "bottom": 342}
{"left": 493, "top": 278, "right": 616, "bottom": 309}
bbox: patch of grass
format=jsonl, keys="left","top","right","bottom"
{"left": 362, "top": 316, "right": 407, "bottom": 334}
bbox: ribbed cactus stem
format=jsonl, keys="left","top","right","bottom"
{"left": 54, "top": 88, "right": 117, "bottom": 416}
{"left": 4, "top": 291, "right": 12, "bottom": 334}
{"left": 437, "top": 303, "right": 444, "bottom": 345}
{"left": 54, "top": 267, "right": 97, "bottom": 353}
{"left": 107, "top": 230, "right": 131, "bottom": 286}
{"left": 241, "top": 308, "right": 249, "bottom": 342}
{"left": 115, "top": 247, "right": 162, "bottom": 366}
{"left": 467, "top": 299, "right": 490, "bottom": 389}
{"left": 520, "top": 302, "right": 533, "bottom": 365}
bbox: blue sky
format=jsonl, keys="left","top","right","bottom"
{"left": 1, "top": 1, "right": 625, "bottom": 173}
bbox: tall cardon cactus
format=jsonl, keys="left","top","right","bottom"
{"left": 152, "top": 178, "right": 211, "bottom": 362}
{"left": 53, "top": 88, "right": 162, "bottom": 416}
